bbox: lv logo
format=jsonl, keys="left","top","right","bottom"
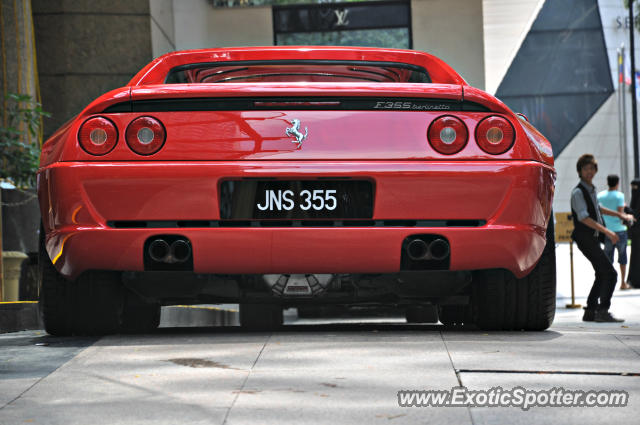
{"left": 334, "top": 9, "right": 349, "bottom": 27}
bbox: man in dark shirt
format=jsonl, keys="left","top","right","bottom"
{"left": 570, "top": 154, "right": 635, "bottom": 322}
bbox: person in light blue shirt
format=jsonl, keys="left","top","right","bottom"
{"left": 598, "top": 174, "right": 630, "bottom": 290}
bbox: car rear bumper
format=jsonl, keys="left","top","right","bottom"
{"left": 38, "top": 160, "right": 554, "bottom": 280}
{"left": 46, "top": 224, "right": 542, "bottom": 280}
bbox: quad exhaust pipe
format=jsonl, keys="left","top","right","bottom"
{"left": 170, "top": 239, "right": 192, "bottom": 263}
{"left": 149, "top": 239, "right": 170, "bottom": 262}
{"left": 406, "top": 238, "right": 450, "bottom": 261}
{"left": 148, "top": 238, "right": 192, "bottom": 263}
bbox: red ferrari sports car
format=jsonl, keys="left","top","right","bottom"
{"left": 37, "top": 46, "right": 555, "bottom": 335}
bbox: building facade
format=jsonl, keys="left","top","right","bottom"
{"left": 19, "top": 0, "right": 640, "bottom": 216}
{"left": 487, "top": 0, "right": 638, "bottom": 214}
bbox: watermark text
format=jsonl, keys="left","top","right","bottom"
{"left": 397, "top": 386, "right": 628, "bottom": 410}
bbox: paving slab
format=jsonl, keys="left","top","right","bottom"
{"left": 613, "top": 334, "right": 640, "bottom": 356}
{"left": 88, "top": 332, "right": 270, "bottom": 372}
{"left": 0, "top": 332, "right": 268, "bottom": 425}
{"left": 226, "top": 369, "right": 469, "bottom": 424}
{"left": 459, "top": 372, "right": 640, "bottom": 425}
{"left": 0, "top": 377, "right": 40, "bottom": 408}
{"left": 0, "top": 331, "right": 97, "bottom": 379}
{"left": 253, "top": 330, "right": 445, "bottom": 371}
{"left": 227, "top": 330, "right": 468, "bottom": 424}
{"left": 0, "top": 330, "right": 96, "bottom": 411}
{"left": 443, "top": 331, "right": 640, "bottom": 373}
{"left": 1, "top": 398, "right": 229, "bottom": 425}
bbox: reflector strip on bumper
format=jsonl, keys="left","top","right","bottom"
{"left": 107, "top": 219, "right": 486, "bottom": 229}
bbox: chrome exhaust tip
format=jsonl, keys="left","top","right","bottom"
{"left": 149, "top": 239, "right": 170, "bottom": 263}
{"left": 170, "top": 239, "right": 192, "bottom": 263}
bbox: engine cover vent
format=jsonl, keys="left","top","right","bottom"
{"left": 263, "top": 274, "right": 333, "bottom": 297}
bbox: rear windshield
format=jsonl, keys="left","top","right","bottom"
{"left": 165, "top": 61, "right": 431, "bottom": 84}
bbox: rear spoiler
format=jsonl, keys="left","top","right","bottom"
{"left": 128, "top": 47, "right": 467, "bottom": 86}
{"left": 100, "top": 83, "right": 487, "bottom": 113}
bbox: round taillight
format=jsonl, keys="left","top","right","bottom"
{"left": 125, "top": 116, "right": 166, "bottom": 155}
{"left": 78, "top": 117, "right": 118, "bottom": 155}
{"left": 475, "top": 116, "right": 515, "bottom": 155}
{"left": 427, "top": 116, "right": 468, "bottom": 155}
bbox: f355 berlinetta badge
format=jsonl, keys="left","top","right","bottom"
{"left": 285, "top": 119, "right": 308, "bottom": 148}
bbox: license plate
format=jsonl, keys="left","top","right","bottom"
{"left": 219, "top": 180, "right": 374, "bottom": 220}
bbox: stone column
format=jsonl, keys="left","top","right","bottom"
{"left": 31, "top": 0, "right": 153, "bottom": 138}
{"left": 0, "top": 0, "right": 39, "bottom": 144}
{"left": 1, "top": 0, "right": 39, "bottom": 299}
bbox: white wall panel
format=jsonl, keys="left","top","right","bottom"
{"left": 412, "top": 0, "right": 485, "bottom": 89}
{"left": 482, "top": 0, "right": 544, "bottom": 94}
{"left": 553, "top": 0, "right": 639, "bottom": 214}
{"left": 150, "top": 0, "right": 176, "bottom": 58}
{"left": 173, "top": 0, "right": 272, "bottom": 49}
{"left": 552, "top": 94, "right": 618, "bottom": 214}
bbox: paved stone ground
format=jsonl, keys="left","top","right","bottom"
{"left": 1, "top": 243, "right": 639, "bottom": 424}
{"left": 1, "top": 322, "right": 639, "bottom": 424}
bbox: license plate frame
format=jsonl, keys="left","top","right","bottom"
{"left": 219, "top": 180, "right": 374, "bottom": 220}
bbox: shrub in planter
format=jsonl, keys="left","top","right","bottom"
{"left": 1, "top": 93, "right": 50, "bottom": 300}
{"left": 0, "top": 93, "right": 49, "bottom": 188}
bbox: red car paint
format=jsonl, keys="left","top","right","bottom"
{"left": 38, "top": 47, "right": 555, "bottom": 281}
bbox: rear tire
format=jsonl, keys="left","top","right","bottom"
{"left": 71, "top": 271, "right": 123, "bottom": 335}
{"left": 240, "top": 304, "right": 283, "bottom": 330}
{"left": 438, "top": 305, "right": 472, "bottom": 326}
{"left": 39, "top": 235, "right": 73, "bottom": 336}
{"left": 38, "top": 227, "right": 123, "bottom": 336}
{"left": 473, "top": 216, "right": 556, "bottom": 331}
{"left": 120, "top": 290, "right": 161, "bottom": 333}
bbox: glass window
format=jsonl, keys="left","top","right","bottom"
{"left": 273, "top": 1, "right": 411, "bottom": 49}
{"left": 166, "top": 61, "right": 430, "bottom": 84}
{"left": 276, "top": 28, "right": 409, "bottom": 49}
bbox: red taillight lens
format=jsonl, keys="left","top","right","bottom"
{"left": 125, "top": 116, "right": 166, "bottom": 155}
{"left": 78, "top": 117, "right": 118, "bottom": 155}
{"left": 475, "top": 116, "right": 515, "bottom": 155}
{"left": 427, "top": 116, "right": 468, "bottom": 155}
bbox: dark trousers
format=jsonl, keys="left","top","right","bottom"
{"left": 628, "top": 225, "right": 640, "bottom": 288}
{"left": 573, "top": 232, "right": 617, "bottom": 310}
